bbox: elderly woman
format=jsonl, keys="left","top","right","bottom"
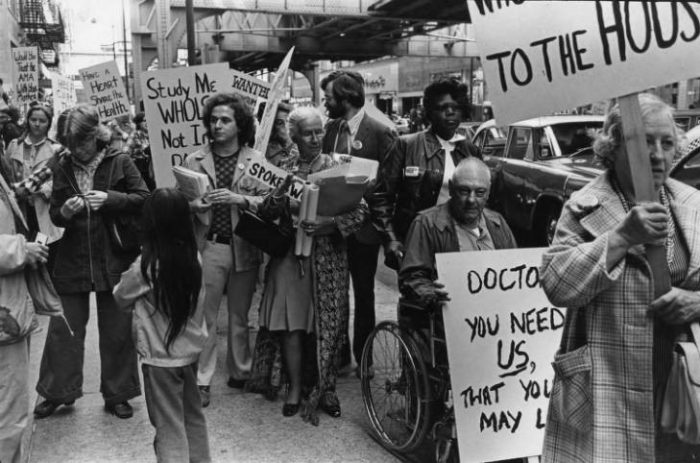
{"left": 34, "top": 105, "right": 148, "bottom": 420}
{"left": 247, "top": 107, "right": 367, "bottom": 424}
{"left": 0, "top": 156, "right": 49, "bottom": 463}
{"left": 541, "top": 93, "right": 700, "bottom": 462}
{"left": 5, "top": 103, "right": 64, "bottom": 247}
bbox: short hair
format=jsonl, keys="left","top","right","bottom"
{"left": 321, "top": 71, "right": 365, "bottom": 108}
{"left": 26, "top": 102, "right": 54, "bottom": 130}
{"left": 423, "top": 78, "right": 469, "bottom": 120}
{"left": 593, "top": 93, "right": 683, "bottom": 169}
{"left": 133, "top": 112, "right": 146, "bottom": 125}
{"left": 276, "top": 101, "right": 293, "bottom": 114}
{"left": 61, "top": 105, "right": 112, "bottom": 151}
{"left": 201, "top": 93, "right": 256, "bottom": 147}
{"left": 288, "top": 106, "right": 323, "bottom": 140}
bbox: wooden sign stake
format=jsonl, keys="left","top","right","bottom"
{"left": 618, "top": 94, "right": 671, "bottom": 298}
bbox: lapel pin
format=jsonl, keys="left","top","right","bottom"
{"left": 352, "top": 140, "right": 363, "bottom": 150}
{"left": 238, "top": 163, "right": 245, "bottom": 170}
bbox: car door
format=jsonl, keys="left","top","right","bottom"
{"left": 498, "top": 126, "right": 537, "bottom": 229}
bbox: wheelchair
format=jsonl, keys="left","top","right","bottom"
{"left": 359, "top": 298, "right": 458, "bottom": 463}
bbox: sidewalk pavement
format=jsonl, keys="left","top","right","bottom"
{"left": 27, "top": 266, "right": 402, "bottom": 463}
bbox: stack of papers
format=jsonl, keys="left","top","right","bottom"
{"left": 172, "top": 166, "right": 210, "bottom": 200}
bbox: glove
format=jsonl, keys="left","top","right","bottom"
{"left": 383, "top": 240, "right": 405, "bottom": 271}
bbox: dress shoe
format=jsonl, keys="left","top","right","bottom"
{"left": 227, "top": 377, "right": 246, "bottom": 389}
{"left": 282, "top": 402, "right": 300, "bottom": 417}
{"left": 105, "top": 401, "right": 133, "bottom": 419}
{"left": 34, "top": 399, "right": 74, "bottom": 419}
{"left": 319, "top": 392, "right": 341, "bottom": 418}
{"left": 198, "top": 385, "right": 210, "bottom": 408}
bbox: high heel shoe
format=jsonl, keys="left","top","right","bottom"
{"left": 282, "top": 402, "right": 300, "bottom": 417}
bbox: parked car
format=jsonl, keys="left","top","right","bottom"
{"left": 483, "top": 115, "right": 605, "bottom": 245}
{"left": 456, "top": 121, "right": 481, "bottom": 140}
{"left": 674, "top": 109, "right": 700, "bottom": 132}
{"left": 471, "top": 119, "right": 507, "bottom": 157}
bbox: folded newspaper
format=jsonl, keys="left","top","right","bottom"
{"left": 307, "top": 158, "right": 377, "bottom": 216}
{"left": 172, "top": 166, "right": 210, "bottom": 200}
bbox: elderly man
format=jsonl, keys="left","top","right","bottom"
{"left": 379, "top": 78, "right": 481, "bottom": 271}
{"left": 184, "top": 93, "right": 268, "bottom": 407}
{"left": 399, "top": 157, "right": 516, "bottom": 307}
{"left": 321, "top": 71, "right": 396, "bottom": 374}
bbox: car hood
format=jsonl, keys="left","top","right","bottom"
{"left": 545, "top": 155, "right": 602, "bottom": 180}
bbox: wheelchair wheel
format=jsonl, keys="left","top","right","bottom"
{"left": 360, "top": 321, "right": 432, "bottom": 452}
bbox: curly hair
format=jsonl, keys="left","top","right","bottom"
{"left": 288, "top": 106, "right": 324, "bottom": 141}
{"left": 201, "top": 93, "right": 256, "bottom": 147}
{"left": 423, "top": 78, "right": 469, "bottom": 123}
{"left": 593, "top": 93, "right": 684, "bottom": 169}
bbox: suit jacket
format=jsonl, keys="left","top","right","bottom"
{"left": 322, "top": 112, "right": 396, "bottom": 244}
{"left": 183, "top": 144, "right": 268, "bottom": 272}
{"left": 540, "top": 173, "right": 700, "bottom": 462}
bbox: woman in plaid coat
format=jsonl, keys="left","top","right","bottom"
{"left": 540, "top": 93, "right": 700, "bottom": 462}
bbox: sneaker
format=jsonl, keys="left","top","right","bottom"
{"left": 105, "top": 401, "right": 133, "bottom": 419}
{"left": 198, "top": 385, "right": 210, "bottom": 408}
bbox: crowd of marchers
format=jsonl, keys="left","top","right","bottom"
{"left": 1, "top": 69, "right": 699, "bottom": 463}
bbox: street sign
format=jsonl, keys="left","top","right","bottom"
{"left": 467, "top": 0, "right": 700, "bottom": 125}
{"left": 437, "top": 248, "right": 564, "bottom": 463}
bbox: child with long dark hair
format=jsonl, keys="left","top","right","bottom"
{"left": 114, "top": 188, "right": 210, "bottom": 463}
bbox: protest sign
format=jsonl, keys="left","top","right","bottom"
{"left": 244, "top": 151, "right": 306, "bottom": 202}
{"left": 51, "top": 73, "right": 76, "bottom": 117}
{"left": 12, "top": 47, "right": 39, "bottom": 106}
{"left": 467, "top": 1, "right": 700, "bottom": 124}
{"left": 436, "top": 248, "right": 564, "bottom": 463}
{"left": 140, "top": 63, "right": 230, "bottom": 187}
{"left": 253, "top": 47, "right": 294, "bottom": 153}
{"left": 227, "top": 68, "right": 270, "bottom": 114}
{"left": 79, "top": 61, "right": 130, "bottom": 122}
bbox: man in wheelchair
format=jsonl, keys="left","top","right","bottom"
{"left": 398, "top": 157, "right": 517, "bottom": 333}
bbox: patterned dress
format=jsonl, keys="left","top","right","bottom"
{"left": 246, "top": 153, "right": 368, "bottom": 425}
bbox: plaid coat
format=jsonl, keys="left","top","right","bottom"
{"left": 540, "top": 173, "right": 700, "bottom": 462}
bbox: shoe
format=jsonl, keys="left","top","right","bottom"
{"left": 319, "top": 393, "right": 341, "bottom": 418}
{"left": 198, "top": 385, "right": 210, "bottom": 408}
{"left": 282, "top": 403, "right": 300, "bottom": 417}
{"left": 355, "top": 366, "right": 375, "bottom": 380}
{"left": 34, "top": 399, "right": 74, "bottom": 419}
{"left": 227, "top": 377, "right": 246, "bottom": 389}
{"left": 105, "top": 401, "right": 133, "bottom": 419}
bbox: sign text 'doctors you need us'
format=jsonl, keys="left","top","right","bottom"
{"left": 467, "top": 0, "right": 700, "bottom": 124}
{"left": 437, "top": 248, "right": 564, "bottom": 463}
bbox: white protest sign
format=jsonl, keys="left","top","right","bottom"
{"left": 140, "top": 63, "right": 231, "bottom": 187}
{"left": 79, "top": 61, "right": 130, "bottom": 121}
{"left": 12, "top": 47, "right": 39, "bottom": 105}
{"left": 254, "top": 47, "right": 294, "bottom": 153}
{"left": 436, "top": 248, "right": 564, "bottom": 463}
{"left": 467, "top": 0, "right": 700, "bottom": 125}
{"left": 51, "top": 73, "right": 76, "bottom": 116}
{"left": 244, "top": 151, "right": 306, "bottom": 202}
{"left": 228, "top": 68, "right": 270, "bottom": 113}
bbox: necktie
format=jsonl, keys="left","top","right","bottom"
{"left": 335, "top": 120, "right": 351, "bottom": 154}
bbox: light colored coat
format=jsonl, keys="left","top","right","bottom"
{"left": 0, "top": 173, "right": 35, "bottom": 345}
{"left": 183, "top": 144, "right": 268, "bottom": 272}
{"left": 540, "top": 173, "right": 700, "bottom": 462}
{"left": 6, "top": 138, "right": 64, "bottom": 243}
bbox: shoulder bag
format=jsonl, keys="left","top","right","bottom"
{"left": 661, "top": 322, "right": 700, "bottom": 444}
{"left": 234, "top": 209, "right": 293, "bottom": 258}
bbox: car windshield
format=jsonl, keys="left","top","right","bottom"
{"left": 550, "top": 122, "right": 603, "bottom": 157}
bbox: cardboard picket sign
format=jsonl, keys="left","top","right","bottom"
{"left": 12, "top": 47, "right": 39, "bottom": 106}
{"left": 436, "top": 248, "right": 565, "bottom": 463}
{"left": 254, "top": 47, "right": 295, "bottom": 154}
{"left": 467, "top": 0, "right": 700, "bottom": 125}
{"left": 141, "top": 63, "right": 231, "bottom": 187}
{"left": 79, "top": 61, "right": 130, "bottom": 122}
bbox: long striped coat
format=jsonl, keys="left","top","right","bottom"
{"left": 540, "top": 173, "right": 700, "bottom": 462}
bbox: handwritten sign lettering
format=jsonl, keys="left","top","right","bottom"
{"left": 140, "top": 63, "right": 231, "bottom": 187}
{"left": 244, "top": 151, "right": 306, "bottom": 201}
{"left": 12, "top": 47, "right": 39, "bottom": 105}
{"left": 436, "top": 248, "right": 564, "bottom": 462}
{"left": 79, "top": 61, "right": 130, "bottom": 121}
{"left": 467, "top": 0, "right": 700, "bottom": 124}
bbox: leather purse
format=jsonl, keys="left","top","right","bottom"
{"left": 661, "top": 322, "right": 700, "bottom": 444}
{"left": 234, "top": 209, "right": 294, "bottom": 258}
